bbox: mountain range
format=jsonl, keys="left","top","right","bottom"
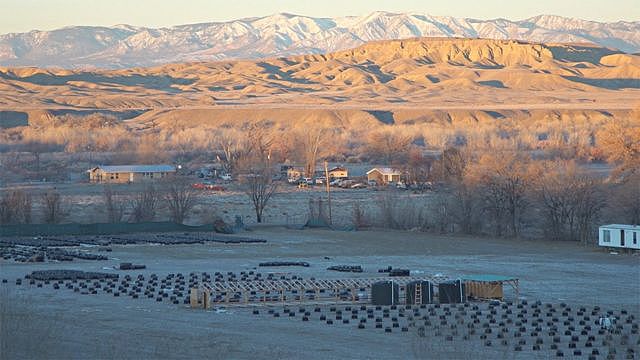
{"left": 1, "top": 12, "right": 639, "bottom": 69}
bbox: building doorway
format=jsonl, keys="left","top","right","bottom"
{"left": 620, "top": 230, "right": 625, "bottom": 247}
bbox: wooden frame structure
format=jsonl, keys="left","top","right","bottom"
{"left": 191, "top": 275, "right": 452, "bottom": 308}
{"left": 190, "top": 274, "right": 520, "bottom": 309}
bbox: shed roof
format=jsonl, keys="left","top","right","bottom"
{"left": 460, "top": 274, "right": 518, "bottom": 282}
{"left": 366, "top": 167, "right": 401, "bottom": 175}
{"left": 90, "top": 165, "right": 176, "bottom": 173}
{"left": 599, "top": 224, "right": 640, "bottom": 230}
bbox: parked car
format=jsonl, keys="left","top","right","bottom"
{"left": 396, "top": 182, "right": 407, "bottom": 190}
{"left": 329, "top": 179, "right": 342, "bottom": 187}
{"left": 315, "top": 177, "right": 326, "bottom": 185}
{"left": 367, "top": 179, "right": 378, "bottom": 187}
{"left": 303, "top": 177, "right": 314, "bottom": 185}
{"left": 339, "top": 180, "right": 355, "bottom": 188}
{"left": 219, "top": 173, "right": 232, "bottom": 181}
{"left": 351, "top": 183, "right": 367, "bottom": 189}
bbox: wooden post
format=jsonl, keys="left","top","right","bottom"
{"left": 324, "top": 161, "right": 332, "bottom": 225}
{"left": 190, "top": 288, "right": 199, "bottom": 308}
{"left": 203, "top": 290, "right": 211, "bottom": 310}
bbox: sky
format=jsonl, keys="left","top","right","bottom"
{"left": 1, "top": 0, "right": 638, "bottom": 34}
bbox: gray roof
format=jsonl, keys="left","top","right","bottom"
{"left": 91, "top": 165, "right": 176, "bottom": 173}
{"left": 366, "top": 167, "right": 401, "bottom": 175}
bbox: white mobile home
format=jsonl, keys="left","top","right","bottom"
{"left": 598, "top": 224, "right": 640, "bottom": 250}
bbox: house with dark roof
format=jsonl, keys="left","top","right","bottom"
{"left": 88, "top": 165, "right": 176, "bottom": 183}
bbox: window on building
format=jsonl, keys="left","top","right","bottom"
{"left": 634, "top": 232, "right": 637, "bottom": 245}
{"left": 110, "top": 174, "right": 115, "bottom": 180}
{"left": 602, "top": 230, "right": 611, "bottom": 243}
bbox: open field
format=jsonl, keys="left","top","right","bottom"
{"left": 1, "top": 227, "right": 639, "bottom": 359}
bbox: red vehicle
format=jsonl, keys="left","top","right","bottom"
{"left": 192, "top": 182, "right": 225, "bottom": 191}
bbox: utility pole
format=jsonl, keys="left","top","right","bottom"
{"left": 324, "top": 160, "right": 332, "bottom": 225}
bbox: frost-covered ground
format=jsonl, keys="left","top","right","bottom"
{"left": 1, "top": 227, "right": 638, "bottom": 359}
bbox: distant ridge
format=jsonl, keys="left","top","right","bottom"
{"left": 1, "top": 37, "right": 638, "bottom": 112}
{"left": 0, "top": 12, "right": 638, "bottom": 69}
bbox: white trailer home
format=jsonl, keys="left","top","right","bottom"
{"left": 598, "top": 224, "right": 640, "bottom": 250}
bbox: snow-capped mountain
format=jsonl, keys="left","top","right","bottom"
{"left": 1, "top": 12, "right": 638, "bottom": 68}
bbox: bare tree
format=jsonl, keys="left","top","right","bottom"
{"left": 609, "top": 175, "right": 640, "bottom": 225}
{"left": 467, "top": 152, "right": 534, "bottom": 237}
{"left": 164, "top": 178, "right": 198, "bottom": 224}
{"left": 41, "top": 189, "right": 66, "bottom": 224}
{"left": 103, "top": 186, "right": 125, "bottom": 223}
{"left": 449, "top": 181, "right": 483, "bottom": 234}
{"left": 130, "top": 185, "right": 159, "bottom": 223}
{"left": 22, "top": 141, "right": 59, "bottom": 174}
{"left": 366, "top": 129, "right": 413, "bottom": 164}
{"left": 352, "top": 202, "right": 368, "bottom": 230}
{"left": 597, "top": 121, "right": 640, "bottom": 180}
{"left": 242, "top": 165, "right": 279, "bottom": 223}
{"left": 299, "top": 126, "right": 325, "bottom": 178}
{"left": 537, "top": 161, "right": 606, "bottom": 243}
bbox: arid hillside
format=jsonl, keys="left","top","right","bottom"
{"left": 0, "top": 37, "right": 638, "bottom": 169}
{"left": 0, "top": 38, "right": 638, "bottom": 116}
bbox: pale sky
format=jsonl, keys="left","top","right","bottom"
{"left": 1, "top": 0, "right": 638, "bottom": 34}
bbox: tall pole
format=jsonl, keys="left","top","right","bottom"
{"left": 324, "top": 160, "right": 332, "bottom": 225}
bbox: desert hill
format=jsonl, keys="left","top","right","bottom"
{"left": 0, "top": 38, "right": 638, "bottom": 130}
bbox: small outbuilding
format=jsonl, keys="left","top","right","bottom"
{"left": 366, "top": 167, "right": 401, "bottom": 185}
{"left": 598, "top": 224, "right": 639, "bottom": 250}
{"left": 88, "top": 165, "right": 176, "bottom": 183}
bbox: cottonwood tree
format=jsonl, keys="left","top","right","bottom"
{"left": 597, "top": 122, "right": 640, "bottom": 180}
{"left": 242, "top": 166, "right": 279, "bottom": 223}
{"left": 449, "top": 181, "right": 483, "bottom": 234}
{"left": 0, "top": 190, "right": 32, "bottom": 224}
{"left": 103, "top": 186, "right": 125, "bottom": 223}
{"left": 217, "top": 130, "right": 244, "bottom": 175}
{"left": 164, "top": 178, "right": 198, "bottom": 224}
{"left": 609, "top": 175, "right": 640, "bottom": 225}
{"left": 130, "top": 185, "right": 159, "bottom": 223}
{"left": 365, "top": 129, "right": 413, "bottom": 164}
{"left": 41, "top": 190, "right": 66, "bottom": 224}
{"left": 467, "top": 152, "right": 535, "bottom": 237}
{"left": 22, "top": 141, "right": 59, "bottom": 174}
{"left": 405, "top": 147, "right": 432, "bottom": 184}
{"left": 536, "top": 161, "right": 606, "bottom": 243}
{"left": 299, "top": 126, "right": 325, "bottom": 178}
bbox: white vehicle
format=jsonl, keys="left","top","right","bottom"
{"left": 339, "top": 180, "right": 355, "bottom": 188}
{"left": 303, "top": 177, "right": 314, "bottom": 185}
{"left": 330, "top": 179, "right": 342, "bottom": 186}
{"left": 219, "top": 174, "right": 232, "bottom": 181}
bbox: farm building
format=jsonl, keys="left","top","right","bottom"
{"left": 598, "top": 224, "right": 639, "bottom": 250}
{"left": 88, "top": 165, "right": 176, "bottom": 183}
{"left": 366, "top": 167, "right": 401, "bottom": 185}
{"left": 327, "top": 166, "right": 348, "bottom": 179}
{"left": 286, "top": 167, "right": 305, "bottom": 180}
